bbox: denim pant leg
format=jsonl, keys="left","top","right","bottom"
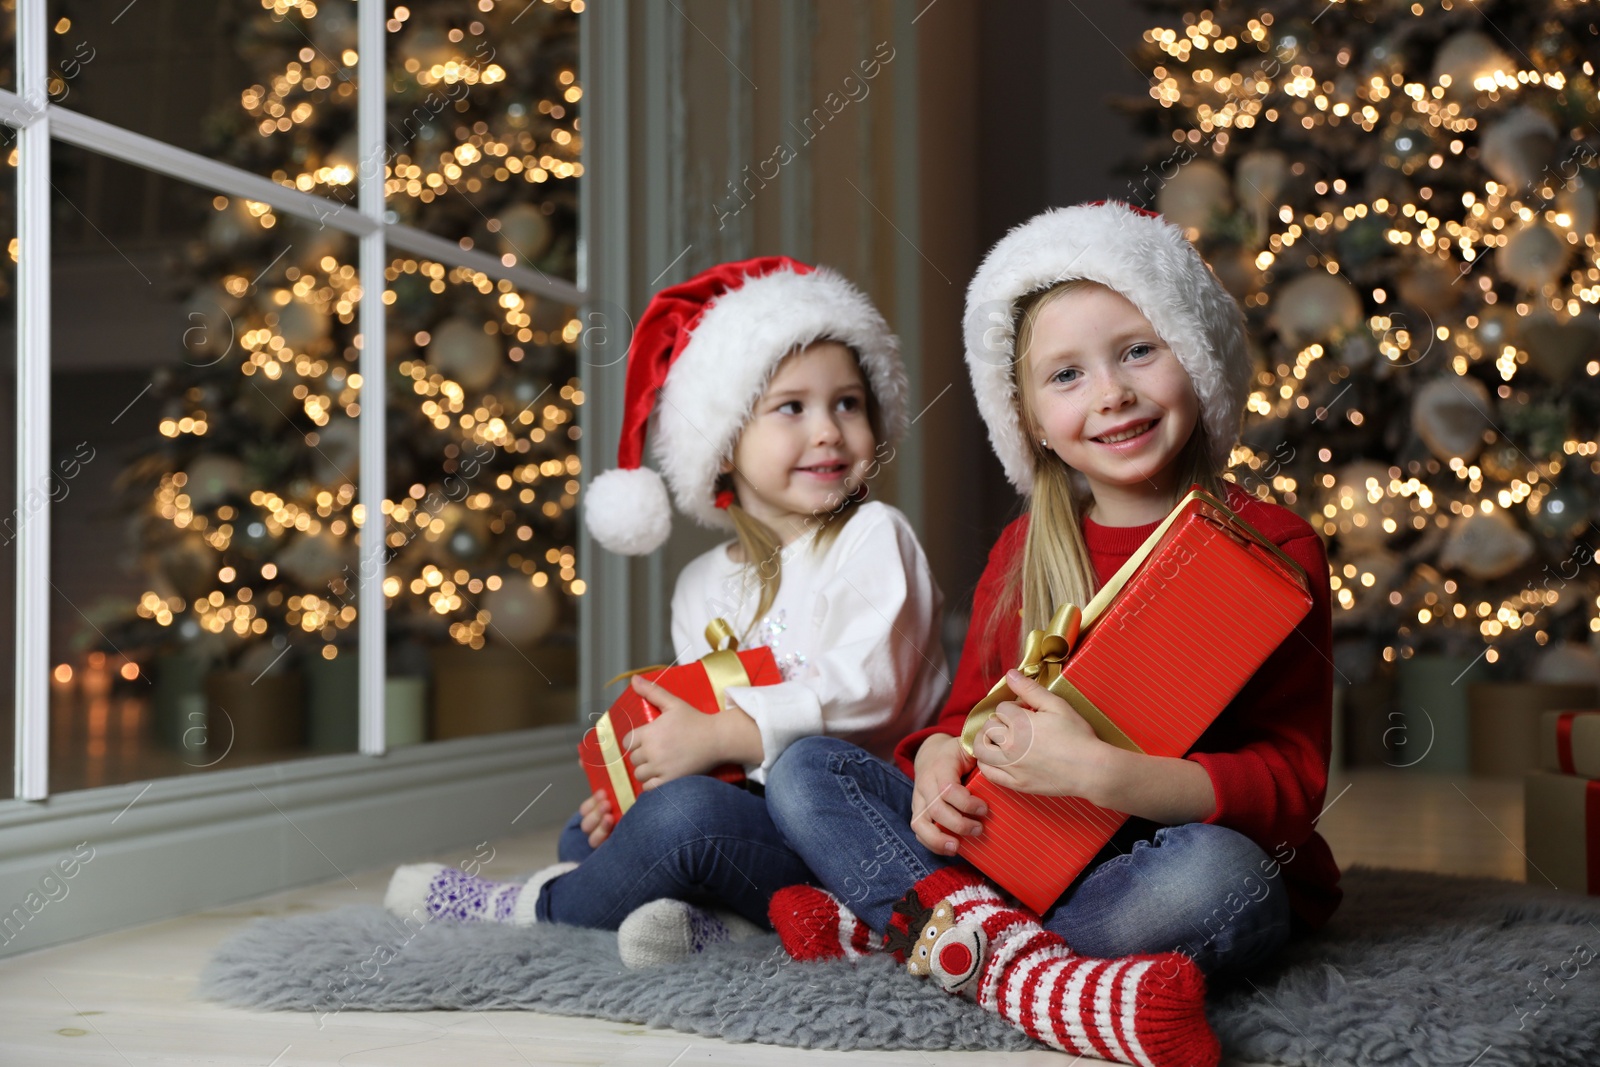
{"left": 1041, "top": 822, "right": 1292, "bottom": 977}
{"left": 766, "top": 735, "right": 954, "bottom": 933}
{"left": 556, "top": 809, "right": 595, "bottom": 864}
{"left": 537, "top": 774, "right": 813, "bottom": 930}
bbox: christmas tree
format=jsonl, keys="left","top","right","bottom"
{"left": 1128, "top": 0, "right": 1600, "bottom": 679}
{"left": 117, "top": 0, "right": 586, "bottom": 674}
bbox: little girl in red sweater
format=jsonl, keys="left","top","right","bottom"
{"left": 764, "top": 202, "right": 1340, "bottom": 1067}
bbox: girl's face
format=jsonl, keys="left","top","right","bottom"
{"left": 726, "top": 341, "right": 876, "bottom": 538}
{"left": 1021, "top": 283, "right": 1199, "bottom": 510}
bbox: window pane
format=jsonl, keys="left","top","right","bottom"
{"left": 383, "top": 258, "right": 581, "bottom": 744}
{"left": 0, "top": 129, "right": 14, "bottom": 798}
{"left": 46, "top": 2, "right": 357, "bottom": 193}
{"left": 0, "top": 4, "right": 13, "bottom": 92}
{"left": 385, "top": 1, "right": 581, "bottom": 281}
{"left": 50, "top": 142, "right": 362, "bottom": 792}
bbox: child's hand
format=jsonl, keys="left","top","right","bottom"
{"left": 624, "top": 675, "right": 763, "bottom": 789}
{"left": 971, "top": 670, "right": 1118, "bottom": 802}
{"left": 910, "top": 733, "right": 987, "bottom": 856}
{"left": 578, "top": 789, "right": 614, "bottom": 848}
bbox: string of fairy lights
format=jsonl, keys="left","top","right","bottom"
{"left": 126, "top": 0, "right": 586, "bottom": 663}
{"left": 1142, "top": 2, "right": 1600, "bottom": 669}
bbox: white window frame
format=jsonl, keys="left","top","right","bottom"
{"left": 6, "top": 0, "right": 589, "bottom": 801}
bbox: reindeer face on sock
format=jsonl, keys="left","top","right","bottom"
{"left": 904, "top": 900, "right": 986, "bottom": 995}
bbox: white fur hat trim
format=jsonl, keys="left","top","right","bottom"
{"left": 963, "top": 202, "right": 1250, "bottom": 494}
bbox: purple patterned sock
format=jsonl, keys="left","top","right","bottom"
{"left": 384, "top": 861, "right": 577, "bottom": 926}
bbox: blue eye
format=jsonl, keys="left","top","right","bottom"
{"left": 1050, "top": 367, "right": 1080, "bottom": 384}
{"left": 1127, "top": 343, "right": 1155, "bottom": 360}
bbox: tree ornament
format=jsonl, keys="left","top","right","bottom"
{"left": 276, "top": 528, "right": 351, "bottom": 587}
{"left": 1326, "top": 461, "right": 1401, "bottom": 550}
{"left": 1479, "top": 107, "right": 1559, "bottom": 190}
{"left": 1156, "top": 159, "right": 1233, "bottom": 234}
{"left": 1412, "top": 375, "right": 1492, "bottom": 463}
{"left": 311, "top": 416, "right": 362, "bottom": 484}
{"left": 1519, "top": 314, "right": 1599, "bottom": 385}
{"left": 275, "top": 299, "right": 332, "bottom": 351}
{"left": 1335, "top": 547, "right": 1405, "bottom": 625}
{"left": 1431, "top": 30, "right": 1515, "bottom": 99}
{"left": 482, "top": 578, "right": 559, "bottom": 647}
{"left": 1235, "top": 150, "right": 1288, "bottom": 237}
{"left": 1498, "top": 222, "right": 1570, "bottom": 290}
{"left": 495, "top": 203, "right": 555, "bottom": 264}
{"left": 1438, "top": 509, "right": 1535, "bottom": 580}
{"left": 1270, "top": 271, "right": 1363, "bottom": 346}
{"left": 182, "top": 456, "right": 249, "bottom": 511}
{"left": 430, "top": 317, "right": 503, "bottom": 392}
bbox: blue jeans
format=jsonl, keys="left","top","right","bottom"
{"left": 766, "top": 736, "right": 1292, "bottom": 977}
{"left": 537, "top": 774, "right": 812, "bottom": 930}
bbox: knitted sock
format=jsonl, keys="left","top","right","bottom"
{"left": 768, "top": 884, "right": 879, "bottom": 961}
{"left": 384, "top": 861, "right": 577, "bottom": 927}
{"left": 886, "top": 866, "right": 1218, "bottom": 1067}
{"left": 616, "top": 899, "right": 762, "bottom": 969}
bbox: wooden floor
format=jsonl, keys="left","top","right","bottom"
{"left": 0, "top": 769, "right": 1531, "bottom": 1066}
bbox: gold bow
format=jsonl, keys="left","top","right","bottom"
{"left": 960, "top": 485, "right": 1307, "bottom": 759}
{"left": 960, "top": 601, "right": 1139, "bottom": 756}
{"left": 596, "top": 618, "right": 753, "bottom": 814}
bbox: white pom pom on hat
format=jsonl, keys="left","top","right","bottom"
{"left": 582, "top": 256, "right": 906, "bottom": 555}
{"left": 583, "top": 466, "right": 674, "bottom": 556}
{"left": 963, "top": 200, "right": 1251, "bottom": 495}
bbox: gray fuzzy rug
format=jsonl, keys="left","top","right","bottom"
{"left": 202, "top": 866, "right": 1600, "bottom": 1065}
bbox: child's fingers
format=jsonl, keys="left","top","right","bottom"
{"left": 1004, "top": 669, "right": 1067, "bottom": 714}
{"left": 631, "top": 675, "right": 673, "bottom": 703}
{"left": 975, "top": 708, "right": 1037, "bottom": 770}
{"left": 978, "top": 762, "right": 1023, "bottom": 793}
{"left": 912, "top": 815, "right": 961, "bottom": 856}
{"left": 912, "top": 778, "right": 983, "bottom": 842}
{"left": 942, "top": 782, "right": 988, "bottom": 819}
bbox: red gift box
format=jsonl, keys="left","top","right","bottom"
{"left": 578, "top": 622, "right": 782, "bottom": 820}
{"left": 1525, "top": 771, "right": 1600, "bottom": 895}
{"left": 955, "top": 485, "right": 1314, "bottom": 914}
{"left": 1540, "top": 710, "right": 1600, "bottom": 779}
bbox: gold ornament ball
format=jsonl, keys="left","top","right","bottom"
{"left": 430, "top": 317, "right": 503, "bottom": 392}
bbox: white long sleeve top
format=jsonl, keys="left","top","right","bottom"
{"left": 669, "top": 502, "right": 948, "bottom": 783}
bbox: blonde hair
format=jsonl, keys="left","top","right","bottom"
{"left": 984, "top": 279, "right": 1228, "bottom": 664}
{"left": 722, "top": 341, "right": 884, "bottom": 634}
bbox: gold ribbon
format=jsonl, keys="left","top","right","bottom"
{"left": 594, "top": 712, "right": 636, "bottom": 814}
{"left": 597, "top": 618, "right": 754, "bottom": 814}
{"left": 960, "top": 485, "right": 1308, "bottom": 757}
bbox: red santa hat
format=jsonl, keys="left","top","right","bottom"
{"left": 584, "top": 256, "right": 906, "bottom": 555}
{"left": 963, "top": 200, "right": 1251, "bottom": 494}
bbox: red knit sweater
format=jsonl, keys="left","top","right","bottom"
{"left": 894, "top": 483, "right": 1343, "bottom": 930}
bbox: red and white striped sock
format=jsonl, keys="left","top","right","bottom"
{"left": 886, "top": 866, "right": 1219, "bottom": 1067}
{"left": 768, "top": 884, "right": 879, "bottom": 961}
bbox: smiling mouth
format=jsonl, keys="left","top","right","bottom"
{"left": 797, "top": 463, "right": 849, "bottom": 476}
{"left": 1092, "top": 418, "right": 1158, "bottom": 445}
